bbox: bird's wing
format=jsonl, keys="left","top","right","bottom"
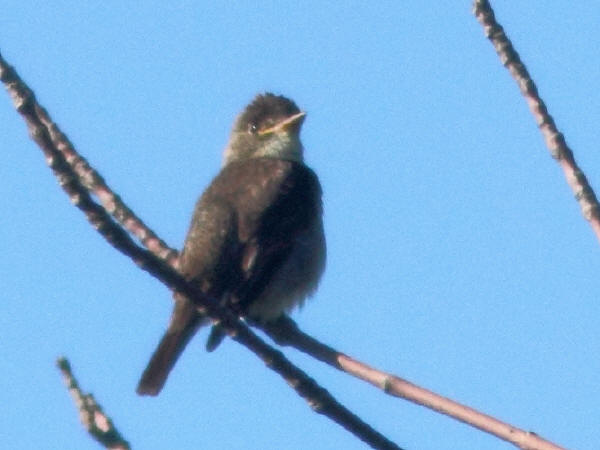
{"left": 210, "top": 158, "right": 322, "bottom": 310}
{"left": 136, "top": 196, "right": 237, "bottom": 395}
{"left": 201, "top": 158, "right": 322, "bottom": 351}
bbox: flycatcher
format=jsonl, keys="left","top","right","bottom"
{"left": 137, "top": 93, "right": 326, "bottom": 395}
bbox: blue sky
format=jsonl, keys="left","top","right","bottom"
{"left": 2, "top": 2, "right": 599, "bottom": 449}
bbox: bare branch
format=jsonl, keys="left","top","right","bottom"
{"left": 0, "top": 50, "right": 401, "bottom": 450}
{"left": 263, "top": 317, "right": 564, "bottom": 450}
{"left": 57, "top": 357, "right": 131, "bottom": 450}
{"left": 473, "top": 0, "right": 600, "bottom": 243}
{"left": 1, "top": 58, "right": 177, "bottom": 266}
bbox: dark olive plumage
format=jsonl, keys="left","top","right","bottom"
{"left": 137, "top": 94, "right": 325, "bottom": 396}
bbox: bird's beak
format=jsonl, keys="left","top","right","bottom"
{"left": 258, "top": 111, "right": 306, "bottom": 136}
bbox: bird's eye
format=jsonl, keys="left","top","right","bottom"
{"left": 247, "top": 123, "right": 258, "bottom": 134}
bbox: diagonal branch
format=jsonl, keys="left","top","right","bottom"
{"left": 0, "top": 50, "right": 401, "bottom": 450}
{"left": 10, "top": 71, "right": 178, "bottom": 266}
{"left": 262, "top": 317, "right": 564, "bottom": 450}
{"left": 473, "top": 0, "right": 600, "bottom": 243}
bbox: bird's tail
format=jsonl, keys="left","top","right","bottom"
{"left": 137, "top": 300, "right": 203, "bottom": 396}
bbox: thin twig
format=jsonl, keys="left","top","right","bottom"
{"left": 473, "top": 0, "right": 600, "bottom": 242}
{"left": 0, "top": 50, "right": 402, "bottom": 450}
{"left": 57, "top": 357, "right": 131, "bottom": 450}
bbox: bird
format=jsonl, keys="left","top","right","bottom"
{"left": 137, "top": 93, "right": 326, "bottom": 396}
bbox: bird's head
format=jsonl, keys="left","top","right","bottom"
{"left": 223, "top": 93, "right": 306, "bottom": 166}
